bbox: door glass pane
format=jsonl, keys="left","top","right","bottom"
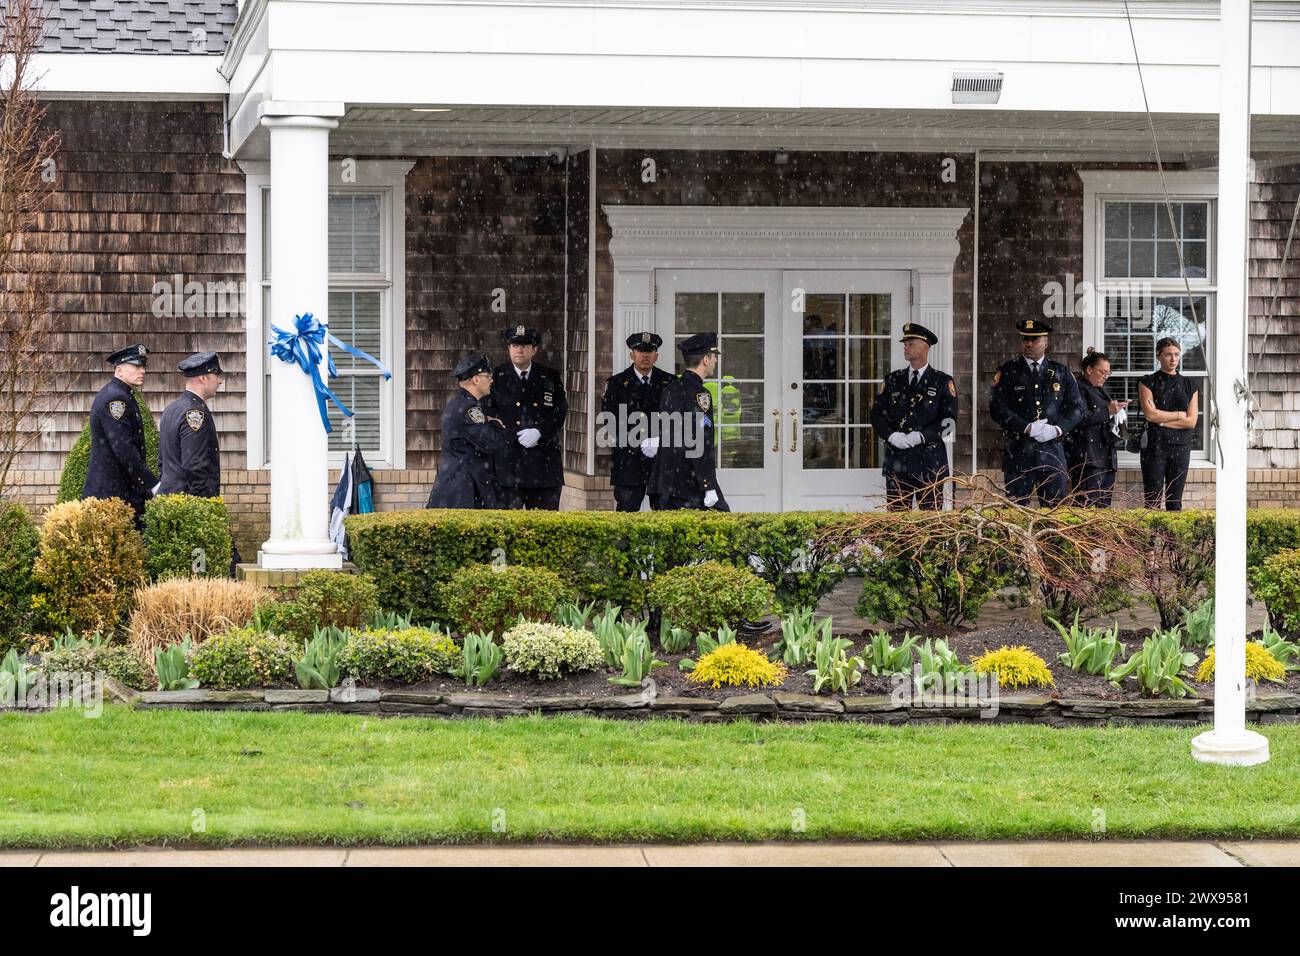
{"left": 719, "top": 336, "right": 763, "bottom": 380}
{"left": 803, "top": 427, "right": 844, "bottom": 469}
{"left": 803, "top": 383, "right": 843, "bottom": 424}
{"left": 720, "top": 427, "right": 763, "bottom": 468}
{"left": 846, "top": 338, "right": 890, "bottom": 380}
{"left": 721, "top": 293, "right": 764, "bottom": 333}
{"left": 847, "top": 382, "right": 881, "bottom": 425}
{"left": 848, "top": 427, "right": 882, "bottom": 469}
{"left": 804, "top": 294, "right": 844, "bottom": 334}
{"left": 675, "top": 293, "right": 716, "bottom": 334}
{"left": 848, "top": 294, "right": 891, "bottom": 335}
{"left": 803, "top": 335, "right": 841, "bottom": 380}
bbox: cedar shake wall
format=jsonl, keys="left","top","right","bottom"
{"left": 404, "top": 155, "right": 568, "bottom": 470}
{"left": 1250, "top": 164, "right": 1300, "bottom": 469}
{"left": 564, "top": 150, "right": 591, "bottom": 475}
{"left": 19, "top": 100, "right": 245, "bottom": 472}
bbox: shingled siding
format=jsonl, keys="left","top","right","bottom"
{"left": 404, "top": 155, "right": 568, "bottom": 470}
{"left": 1250, "top": 164, "right": 1300, "bottom": 470}
{"left": 19, "top": 99, "right": 245, "bottom": 474}
{"left": 563, "top": 149, "right": 591, "bottom": 476}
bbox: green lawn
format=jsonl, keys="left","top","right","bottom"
{"left": 0, "top": 706, "right": 1296, "bottom": 847}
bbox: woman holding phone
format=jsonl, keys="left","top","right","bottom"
{"left": 1138, "top": 336, "right": 1199, "bottom": 511}
{"left": 1067, "top": 349, "right": 1127, "bottom": 507}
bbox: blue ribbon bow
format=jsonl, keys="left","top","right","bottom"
{"left": 269, "top": 312, "right": 392, "bottom": 434}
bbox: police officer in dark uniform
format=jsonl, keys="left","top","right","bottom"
{"left": 1138, "top": 336, "right": 1199, "bottom": 511}
{"left": 601, "top": 331, "right": 674, "bottom": 512}
{"left": 1066, "top": 349, "right": 1127, "bottom": 508}
{"left": 484, "top": 326, "right": 568, "bottom": 510}
{"left": 158, "top": 351, "right": 224, "bottom": 498}
{"left": 868, "top": 323, "right": 958, "bottom": 510}
{"left": 648, "top": 332, "right": 730, "bottom": 512}
{"left": 989, "top": 319, "right": 1085, "bottom": 507}
{"left": 84, "top": 343, "right": 158, "bottom": 524}
{"left": 427, "top": 352, "right": 507, "bottom": 509}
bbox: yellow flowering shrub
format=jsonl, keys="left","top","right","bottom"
{"left": 971, "top": 645, "right": 1055, "bottom": 689}
{"left": 687, "top": 642, "right": 787, "bottom": 689}
{"left": 1195, "top": 642, "right": 1286, "bottom": 684}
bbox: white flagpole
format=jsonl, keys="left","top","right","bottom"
{"left": 1191, "top": 0, "right": 1269, "bottom": 766}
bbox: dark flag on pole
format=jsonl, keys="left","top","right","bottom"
{"left": 351, "top": 447, "right": 375, "bottom": 515}
{"left": 329, "top": 452, "right": 354, "bottom": 560}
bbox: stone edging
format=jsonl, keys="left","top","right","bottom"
{"left": 87, "top": 681, "right": 1300, "bottom": 727}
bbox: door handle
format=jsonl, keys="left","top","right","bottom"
{"left": 772, "top": 408, "right": 780, "bottom": 452}
{"left": 789, "top": 408, "right": 798, "bottom": 453}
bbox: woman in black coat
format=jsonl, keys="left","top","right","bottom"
{"left": 1066, "top": 350, "right": 1127, "bottom": 507}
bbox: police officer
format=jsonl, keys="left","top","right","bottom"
{"left": 84, "top": 343, "right": 158, "bottom": 524}
{"left": 427, "top": 352, "right": 507, "bottom": 509}
{"left": 989, "top": 319, "right": 1085, "bottom": 507}
{"left": 484, "top": 326, "right": 567, "bottom": 510}
{"left": 868, "top": 323, "right": 958, "bottom": 510}
{"left": 648, "top": 332, "right": 730, "bottom": 512}
{"left": 1066, "top": 349, "right": 1127, "bottom": 508}
{"left": 1138, "top": 336, "right": 1198, "bottom": 511}
{"left": 158, "top": 351, "right": 223, "bottom": 498}
{"left": 601, "top": 331, "right": 674, "bottom": 512}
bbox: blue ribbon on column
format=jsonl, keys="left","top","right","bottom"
{"left": 268, "top": 312, "right": 392, "bottom": 434}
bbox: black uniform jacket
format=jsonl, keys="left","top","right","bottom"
{"left": 868, "top": 365, "right": 958, "bottom": 477}
{"left": 648, "top": 369, "right": 721, "bottom": 501}
{"left": 484, "top": 362, "right": 567, "bottom": 489}
{"left": 427, "top": 389, "right": 507, "bottom": 509}
{"left": 158, "top": 390, "right": 221, "bottom": 498}
{"left": 1065, "top": 377, "right": 1118, "bottom": 474}
{"left": 601, "top": 364, "right": 674, "bottom": 487}
{"left": 989, "top": 356, "right": 1085, "bottom": 464}
{"left": 83, "top": 378, "right": 158, "bottom": 513}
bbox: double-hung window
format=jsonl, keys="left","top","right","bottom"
{"left": 1080, "top": 171, "right": 1216, "bottom": 463}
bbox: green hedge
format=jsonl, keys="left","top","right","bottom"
{"left": 0, "top": 503, "right": 40, "bottom": 653}
{"left": 142, "top": 495, "right": 233, "bottom": 580}
{"left": 57, "top": 390, "right": 160, "bottom": 503}
{"left": 345, "top": 510, "right": 856, "bottom": 622}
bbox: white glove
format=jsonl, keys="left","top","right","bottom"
{"left": 640, "top": 436, "right": 659, "bottom": 458}
{"left": 1026, "top": 419, "right": 1046, "bottom": 440}
{"left": 887, "top": 432, "right": 909, "bottom": 450}
{"left": 903, "top": 432, "right": 925, "bottom": 449}
{"left": 517, "top": 428, "right": 541, "bottom": 448}
{"left": 703, "top": 489, "right": 719, "bottom": 508}
{"left": 1031, "top": 421, "right": 1061, "bottom": 443}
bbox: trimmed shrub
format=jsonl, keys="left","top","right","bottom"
{"left": 250, "top": 600, "right": 313, "bottom": 639}
{"left": 57, "top": 390, "right": 159, "bottom": 503}
{"left": 128, "top": 577, "right": 270, "bottom": 666}
{"left": 857, "top": 540, "right": 1008, "bottom": 628}
{"left": 295, "top": 571, "right": 380, "bottom": 633}
{"left": 688, "top": 642, "right": 788, "bottom": 689}
{"left": 439, "top": 564, "right": 572, "bottom": 637}
{"left": 38, "top": 644, "right": 149, "bottom": 690}
{"left": 501, "top": 621, "right": 604, "bottom": 680}
{"left": 32, "top": 498, "right": 147, "bottom": 635}
{"left": 0, "top": 503, "right": 40, "bottom": 655}
{"left": 1251, "top": 547, "right": 1300, "bottom": 633}
{"left": 190, "top": 627, "right": 296, "bottom": 689}
{"left": 1195, "top": 642, "right": 1287, "bottom": 685}
{"left": 142, "top": 495, "right": 233, "bottom": 580}
{"left": 971, "top": 645, "right": 1055, "bottom": 689}
{"left": 337, "top": 627, "right": 459, "bottom": 684}
{"left": 646, "top": 561, "right": 774, "bottom": 635}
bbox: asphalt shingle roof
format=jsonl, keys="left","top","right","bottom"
{"left": 29, "top": 0, "right": 238, "bottom": 54}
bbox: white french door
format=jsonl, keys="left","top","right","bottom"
{"left": 654, "top": 268, "right": 911, "bottom": 511}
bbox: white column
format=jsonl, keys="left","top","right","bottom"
{"left": 259, "top": 115, "right": 343, "bottom": 571}
{"left": 1191, "top": 0, "right": 1268, "bottom": 765}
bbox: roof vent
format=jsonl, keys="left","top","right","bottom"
{"left": 952, "top": 70, "right": 1004, "bottom": 104}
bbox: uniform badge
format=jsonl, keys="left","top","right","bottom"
{"left": 948, "top": 380, "right": 957, "bottom": 397}
{"left": 469, "top": 407, "right": 485, "bottom": 424}
{"left": 543, "top": 392, "right": 554, "bottom": 407}
{"left": 992, "top": 370, "right": 1001, "bottom": 386}
{"left": 696, "top": 392, "right": 711, "bottom": 413}
{"left": 1053, "top": 381, "right": 1061, "bottom": 393}
{"left": 926, "top": 387, "right": 937, "bottom": 397}
{"left": 515, "top": 325, "right": 525, "bottom": 337}
{"left": 185, "top": 409, "right": 204, "bottom": 432}
{"left": 108, "top": 400, "right": 126, "bottom": 420}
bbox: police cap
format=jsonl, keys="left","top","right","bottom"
{"left": 453, "top": 351, "right": 493, "bottom": 381}
{"left": 678, "top": 332, "right": 721, "bottom": 358}
{"left": 1017, "top": 318, "right": 1052, "bottom": 337}
{"left": 627, "top": 331, "right": 663, "bottom": 352}
{"left": 900, "top": 323, "right": 938, "bottom": 346}
{"left": 503, "top": 325, "right": 541, "bottom": 346}
{"left": 178, "top": 351, "right": 223, "bottom": 377}
{"left": 107, "top": 343, "right": 149, "bottom": 367}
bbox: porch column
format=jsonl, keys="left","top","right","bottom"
{"left": 259, "top": 115, "right": 342, "bottom": 570}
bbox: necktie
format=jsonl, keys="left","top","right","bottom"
{"left": 910, "top": 370, "right": 919, "bottom": 389}
{"left": 1032, "top": 361, "right": 1041, "bottom": 378}
{"left": 520, "top": 370, "right": 528, "bottom": 383}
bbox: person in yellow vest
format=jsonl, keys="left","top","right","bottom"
{"left": 703, "top": 375, "right": 743, "bottom": 447}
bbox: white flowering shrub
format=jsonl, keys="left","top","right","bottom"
{"left": 501, "top": 621, "right": 604, "bottom": 680}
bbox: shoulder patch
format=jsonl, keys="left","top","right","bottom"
{"left": 696, "top": 391, "right": 711, "bottom": 413}
{"left": 185, "top": 408, "right": 205, "bottom": 432}
{"left": 469, "top": 406, "right": 486, "bottom": 424}
{"left": 108, "top": 399, "right": 126, "bottom": 420}
{"left": 948, "top": 380, "right": 957, "bottom": 397}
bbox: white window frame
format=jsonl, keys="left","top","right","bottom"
{"left": 1080, "top": 170, "right": 1217, "bottom": 467}
{"left": 241, "top": 159, "right": 412, "bottom": 470}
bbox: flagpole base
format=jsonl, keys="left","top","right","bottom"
{"left": 258, "top": 540, "right": 343, "bottom": 571}
{"left": 1191, "top": 729, "right": 1270, "bottom": 766}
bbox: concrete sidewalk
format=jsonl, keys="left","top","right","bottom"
{"left": 1, "top": 840, "right": 1296, "bottom": 867}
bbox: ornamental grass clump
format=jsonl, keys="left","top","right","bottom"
{"left": 971, "top": 645, "right": 1055, "bottom": 689}
{"left": 1195, "top": 642, "right": 1287, "bottom": 685}
{"left": 128, "top": 577, "right": 270, "bottom": 666}
{"left": 501, "top": 621, "right": 604, "bottom": 681}
{"left": 687, "top": 642, "right": 787, "bottom": 689}
{"left": 337, "top": 627, "right": 459, "bottom": 685}
{"left": 189, "top": 627, "right": 296, "bottom": 689}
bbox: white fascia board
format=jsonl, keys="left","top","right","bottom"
{"left": 28, "top": 54, "right": 227, "bottom": 98}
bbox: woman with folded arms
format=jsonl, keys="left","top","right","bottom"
{"left": 1138, "top": 337, "right": 1199, "bottom": 512}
